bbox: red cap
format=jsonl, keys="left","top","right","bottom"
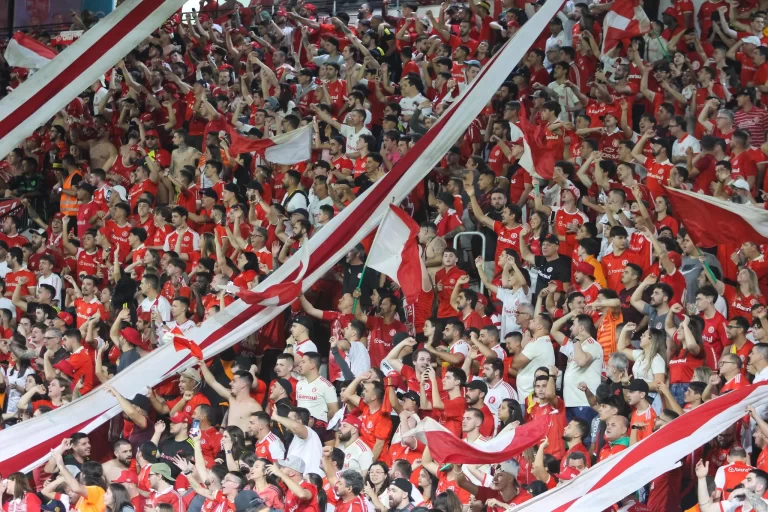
{"left": 53, "top": 359, "right": 76, "bottom": 378}
{"left": 573, "top": 261, "right": 595, "bottom": 277}
{"left": 477, "top": 294, "right": 488, "bottom": 305}
{"left": 57, "top": 311, "right": 73, "bottom": 326}
{"left": 53, "top": 212, "right": 64, "bottom": 220}
{"left": 667, "top": 251, "right": 682, "bottom": 269}
{"left": 555, "top": 466, "right": 580, "bottom": 481}
{"left": 139, "top": 113, "right": 153, "bottom": 122}
{"left": 663, "top": 7, "right": 677, "bottom": 16}
{"left": 342, "top": 415, "right": 363, "bottom": 431}
{"left": 139, "top": 311, "right": 151, "bottom": 322}
{"left": 129, "top": 144, "right": 142, "bottom": 153}
{"left": 165, "top": 83, "right": 178, "bottom": 94}
{"left": 170, "top": 411, "right": 191, "bottom": 424}
{"left": 145, "top": 129, "right": 160, "bottom": 138}
{"left": 304, "top": 3, "right": 316, "bottom": 11}
{"left": 113, "top": 470, "right": 138, "bottom": 485}
{"left": 12, "top": 67, "right": 28, "bottom": 77}
{"left": 551, "top": 280, "right": 565, "bottom": 292}
{"left": 120, "top": 327, "right": 151, "bottom": 351}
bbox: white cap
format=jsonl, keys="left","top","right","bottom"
{"left": 742, "top": 35, "right": 762, "bottom": 46}
{"left": 110, "top": 185, "right": 127, "bottom": 201}
{"left": 732, "top": 178, "right": 751, "bottom": 191}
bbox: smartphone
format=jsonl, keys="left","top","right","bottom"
{"left": 190, "top": 419, "right": 200, "bottom": 437}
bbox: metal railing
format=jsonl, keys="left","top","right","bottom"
{"left": 453, "top": 230, "right": 486, "bottom": 294}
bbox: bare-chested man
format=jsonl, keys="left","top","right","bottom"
{"left": 73, "top": 115, "right": 118, "bottom": 171}
{"left": 198, "top": 362, "right": 262, "bottom": 432}
{"left": 170, "top": 129, "right": 201, "bottom": 175}
{"left": 102, "top": 439, "right": 133, "bottom": 483}
{"left": 418, "top": 222, "right": 447, "bottom": 279}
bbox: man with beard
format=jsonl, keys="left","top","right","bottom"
{"left": 467, "top": 185, "right": 523, "bottom": 275}
{"left": 463, "top": 380, "right": 495, "bottom": 437}
{"left": 341, "top": 371, "right": 391, "bottom": 460}
{"left": 631, "top": 129, "right": 675, "bottom": 199}
{"left": 249, "top": 411, "right": 285, "bottom": 462}
{"left": 74, "top": 115, "right": 117, "bottom": 171}
{"left": 43, "top": 433, "right": 92, "bottom": 474}
{"left": 630, "top": 275, "right": 673, "bottom": 332}
{"left": 335, "top": 415, "right": 374, "bottom": 473}
{"left": 198, "top": 363, "right": 262, "bottom": 433}
{"left": 480, "top": 358, "right": 517, "bottom": 429}
{"left": 102, "top": 439, "right": 133, "bottom": 483}
{"left": 697, "top": 460, "right": 768, "bottom": 512}
{"left": 457, "top": 458, "right": 532, "bottom": 510}
{"left": 169, "top": 129, "right": 201, "bottom": 175}
{"left": 385, "top": 336, "right": 434, "bottom": 393}
{"left": 386, "top": 478, "right": 416, "bottom": 512}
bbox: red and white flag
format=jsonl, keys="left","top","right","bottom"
{"left": 404, "top": 415, "right": 549, "bottom": 464}
{"left": 602, "top": 0, "right": 650, "bottom": 54}
{"left": 227, "top": 123, "right": 313, "bottom": 164}
{"left": 4, "top": 32, "right": 57, "bottom": 70}
{"left": 665, "top": 187, "right": 768, "bottom": 246}
{"left": 225, "top": 245, "right": 309, "bottom": 306}
{"left": 513, "top": 383, "right": 768, "bottom": 511}
{"left": 365, "top": 204, "right": 432, "bottom": 305}
{"left": 512, "top": 103, "right": 555, "bottom": 179}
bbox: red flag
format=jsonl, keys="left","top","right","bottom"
{"left": 602, "top": 0, "right": 650, "bottom": 54}
{"left": 404, "top": 415, "right": 549, "bottom": 464}
{"left": 226, "top": 123, "right": 312, "bottom": 164}
{"left": 4, "top": 32, "right": 57, "bottom": 70}
{"left": 238, "top": 281, "right": 303, "bottom": 306}
{"left": 172, "top": 335, "right": 204, "bottom": 361}
{"left": 665, "top": 187, "right": 768, "bottom": 246}
{"left": 365, "top": 204, "right": 432, "bottom": 304}
{"left": 513, "top": 102, "right": 555, "bottom": 179}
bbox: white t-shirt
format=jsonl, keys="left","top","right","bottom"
{"left": 631, "top": 349, "right": 666, "bottom": 382}
{"left": 339, "top": 124, "right": 373, "bottom": 158}
{"left": 718, "top": 497, "right": 768, "bottom": 512}
{"left": 296, "top": 375, "right": 337, "bottom": 422}
{"left": 560, "top": 337, "right": 603, "bottom": 408}
{"left": 38, "top": 273, "right": 63, "bottom": 307}
{"left": 287, "top": 427, "right": 324, "bottom": 477}
{"left": 347, "top": 341, "right": 371, "bottom": 377}
{"left": 0, "top": 297, "right": 15, "bottom": 318}
{"left": 484, "top": 379, "right": 518, "bottom": 423}
{"left": 672, "top": 133, "right": 701, "bottom": 159}
{"left": 308, "top": 192, "right": 334, "bottom": 227}
{"left": 516, "top": 336, "right": 556, "bottom": 402}
{"left": 496, "top": 288, "right": 528, "bottom": 338}
{"left": 341, "top": 438, "right": 373, "bottom": 473}
{"left": 399, "top": 93, "right": 429, "bottom": 120}
{"left": 294, "top": 339, "right": 318, "bottom": 358}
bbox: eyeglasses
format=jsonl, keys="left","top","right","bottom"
{"left": 718, "top": 360, "right": 736, "bottom": 366}
{"left": 727, "top": 325, "right": 743, "bottom": 330}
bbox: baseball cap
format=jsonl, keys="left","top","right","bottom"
{"left": 542, "top": 234, "right": 560, "bottom": 245}
{"left": 342, "top": 415, "right": 363, "bottom": 431}
{"left": 391, "top": 478, "right": 412, "bottom": 494}
{"left": 223, "top": 182, "right": 239, "bottom": 194}
{"left": 275, "top": 378, "right": 293, "bottom": 395}
{"left": 555, "top": 466, "right": 580, "bottom": 481}
{"left": 743, "top": 35, "right": 762, "bottom": 46}
{"left": 276, "top": 455, "right": 306, "bottom": 474}
{"left": 667, "top": 251, "right": 682, "bottom": 269}
{"left": 41, "top": 500, "right": 66, "bottom": 512}
{"left": 149, "top": 463, "right": 175, "bottom": 481}
{"left": 77, "top": 182, "right": 95, "bottom": 195}
{"left": 28, "top": 228, "right": 45, "bottom": 237}
{"left": 146, "top": 129, "right": 160, "bottom": 138}
{"left": 573, "top": 261, "right": 595, "bottom": 277}
{"left": 57, "top": 311, "right": 74, "bottom": 326}
{"left": 111, "top": 185, "right": 128, "bottom": 201}
{"left": 291, "top": 208, "right": 309, "bottom": 220}
{"left": 292, "top": 316, "right": 313, "bottom": 331}
{"left": 464, "top": 380, "right": 488, "bottom": 393}
{"left": 139, "top": 113, "right": 153, "bottom": 122}
{"left": 130, "top": 394, "right": 152, "bottom": 412}
{"left": 120, "top": 327, "right": 146, "bottom": 349}
{"left": 732, "top": 178, "right": 751, "bottom": 191}
{"left": 628, "top": 378, "right": 649, "bottom": 394}
{"left": 53, "top": 359, "right": 76, "bottom": 378}
{"left": 234, "top": 490, "right": 266, "bottom": 512}
{"left": 401, "top": 391, "right": 419, "bottom": 402}
{"left": 179, "top": 367, "right": 201, "bottom": 383}
{"left": 530, "top": 90, "right": 545, "bottom": 99}
{"left": 497, "top": 459, "right": 520, "bottom": 477}
{"left": 112, "top": 470, "right": 138, "bottom": 485}
{"left": 170, "top": 411, "right": 191, "bottom": 424}
{"left": 550, "top": 280, "right": 565, "bottom": 292}
{"left": 202, "top": 188, "right": 219, "bottom": 200}
{"left": 477, "top": 294, "right": 488, "bottom": 306}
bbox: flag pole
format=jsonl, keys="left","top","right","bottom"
{"left": 352, "top": 203, "right": 392, "bottom": 312}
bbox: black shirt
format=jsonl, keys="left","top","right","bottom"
{"left": 533, "top": 255, "right": 572, "bottom": 296}
{"left": 159, "top": 438, "right": 195, "bottom": 477}
{"left": 342, "top": 263, "right": 379, "bottom": 309}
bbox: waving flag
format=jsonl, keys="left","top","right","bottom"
{"left": 513, "top": 102, "right": 555, "bottom": 179}
{"left": 602, "top": 0, "right": 650, "bottom": 54}
{"left": 404, "top": 416, "right": 549, "bottom": 464}
{"left": 4, "top": 32, "right": 57, "bottom": 70}
{"left": 513, "top": 383, "right": 768, "bottom": 511}
{"left": 0, "top": 0, "right": 566, "bottom": 475}
{"left": 665, "top": 187, "right": 768, "bottom": 246}
{"left": 0, "top": 198, "right": 23, "bottom": 218}
{"left": 227, "top": 123, "right": 313, "bottom": 164}
{"left": 365, "top": 204, "right": 432, "bottom": 305}
{"left": 0, "top": 0, "right": 189, "bottom": 162}
{"left": 223, "top": 245, "right": 308, "bottom": 306}
{"left": 168, "top": 333, "right": 204, "bottom": 361}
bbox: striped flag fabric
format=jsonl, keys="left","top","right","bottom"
{"left": 602, "top": 0, "right": 650, "bottom": 54}
{"left": 404, "top": 416, "right": 549, "bottom": 464}
{"left": 513, "top": 102, "right": 555, "bottom": 179}
{"left": 513, "top": 383, "right": 768, "bottom": 511}
{"left": 223, "top": 245, "right": 309, "bottom": 306}
{"left": 4, "top": 32, "right": 57, "bottom": 70}
{"left": 365, "top": 204, "right": 432, "bottom": 305}
{"left": 0, "top": 0, "right": 566, "bottom": 475}
{"left": 665, "top": 187, "right": 768, "bottom": 246}
{"left": 0, "top": 0, "right": 188, "bottom": 162}
{"left": 227, "top": 123, "right": 313, "bottom": 164}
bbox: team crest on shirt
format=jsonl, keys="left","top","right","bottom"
{"left": 622, "top": 260, "right": 628, "bottom": 265}
{"left": 312, "top": 387, "right": 316, "bottom": 392}
{"left": 489, "top": 396, "right": 496, "bottom": 404}
{"left": 547, "top": 267, "right": 553, "bottom": 272}
{"left": 367, "top": 421, "right": 373, "bottom": 429}
{"left": 346, "top": 453, "right": 352, "bottom": 458}
{"left": 389, "top": 329, "right": 396, "bottom": 336}
{"left": 709, "top": 326, "right": 714, "bottom": 333}
{"left": 612, "top": 139, "right": 620, "bottom": 147}
{"left": 450, "top": 278, "right": 456, "bottom": 284}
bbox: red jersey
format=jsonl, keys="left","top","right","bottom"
{"left": 284, "top": 481, "right": 318, "bottom": 512}
{"left": 435, "top": 266, "right": 468, "bottom": 318}
{"left": 493, "top": 221, "right": 522, "bottom": 268}
{"left": 358, "top": 402, "right": 392, "bottom": 453}
{"left": 526, "top": 397, "right": 566, "bottom": 460}
{"left": 645, "top": 159, "right": 674, "bottom": 199}
{"left": 700, "top": 311, "right": 728, "bottom": 369}
{"left": 365, "top": 316, "right": 406, "bottom": 368}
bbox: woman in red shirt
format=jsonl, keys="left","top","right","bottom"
{"left": 0, "top": 472, "right": 42, "bottom": 512}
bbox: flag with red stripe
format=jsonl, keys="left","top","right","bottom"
{"left": 602, "top": 0, "right": 650, "bottom": 54}
{"left": 0, "top": 0, "right": 188, "bottom": 161}
{"left": 365, "top": 204, "right": 432, "bottom": 305}
{"left": 224, "top": 245, "right": 309, "bottom": 306}
{"left": 513, "top": 383, "right": 768, "bottom": 511}
{"left": 513, "top": 102, "right": 555, "bottom": 179}
{"left": 404, "top": 415, "right": 549, "bottom": 464}
{"left": 227, "top": 123, "right": 313, "bottom": 164}
{"left": 4, "top": 32, "right": 57, "bottom": 70}
{"left": 665, "top": 187, "right": 768, "bottom": 246}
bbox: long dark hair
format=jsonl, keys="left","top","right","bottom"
{"left": 501, "top": 398, "right": 524, "bottom": 428}
{"left": 305, "top": 473, "right": 327, "bottom": 512}
{"left": 6, "top": 472, "right": 31, "bottom": 500}
{"left": 107, "top": 483, "right": 134, "bottom": 512}
{"left": 418, "top": 466, "right": 439, "bottom": 503}
{"left": 225, "top": 426, "right": 248, "bottom": 460}
{"left": 365, "top": 461, "right": 391, "bottom": 496}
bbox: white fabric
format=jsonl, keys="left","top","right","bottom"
{"left": 517, "top": 336, "right": 556, "bottom": 402}
{"left": 341, "top": 438, "right": 374, "bottom": 473}
{"left": 496, "top": 287, "right": 528, "bottom": 338}
{"left": 296, "top": 375, "right": 337, "bottom": 423}
{"left": 287, "top": 426, "right": 324, "bottom": 477}
{"left": 0, "top": 1, "right": 566, "bottom": 473}
{"left": 339, "top": 124, "right": 373, "bottom": 158}
{"left": 631, "top": 349, "right": 666, "bottom": 382}
{"left": 561, "top": 338, "right": 603, "bottom": 408}
{"left": 263, "top": 125, "right": 314, "bottom": 165}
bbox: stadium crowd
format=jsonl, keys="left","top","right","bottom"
{"left": 6, "top": 0, "right": 768, "bottom": 511}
